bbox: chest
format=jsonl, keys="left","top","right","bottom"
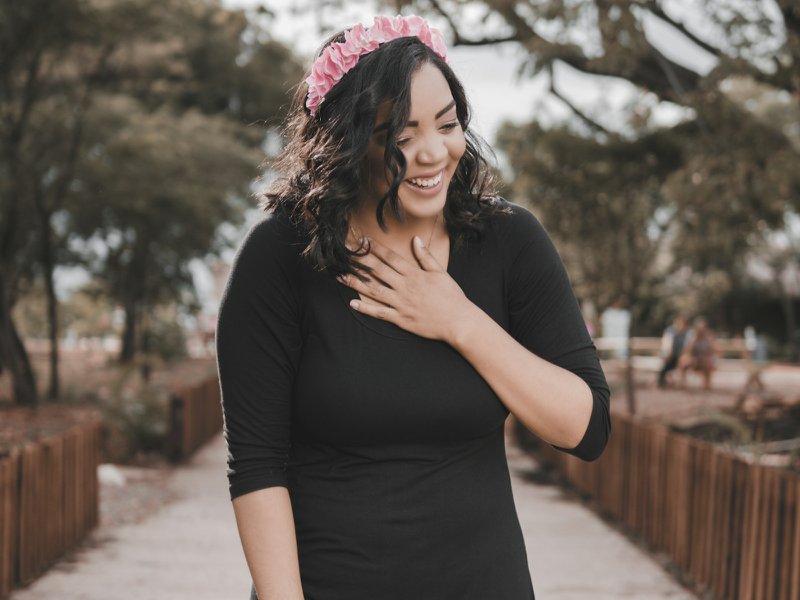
{"left": 292, "top": 240, "right": 510, "bottom": 446}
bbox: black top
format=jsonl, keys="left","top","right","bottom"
{"left": 216, "top": 198, "right": 611, "bottom": 600}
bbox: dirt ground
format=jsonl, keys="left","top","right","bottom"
{"left": 604, "top": 358, "right": 800, "bottom": 414}
{"left": 602, "top": 359, "right": 800, "bottom": 472}
{"left": 0, "top": 352, "right": 216, "bottom": 454}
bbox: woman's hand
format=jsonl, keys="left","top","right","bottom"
{"left": 337, "top": 235, "right": 475, "bottom": 343}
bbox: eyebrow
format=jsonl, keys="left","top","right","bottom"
{"left": 373, "top": 100, "right": 457, "bottom": 134}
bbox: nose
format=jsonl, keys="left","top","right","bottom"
{"left": 415, "top": 132, "right": 448, "bottom": 165}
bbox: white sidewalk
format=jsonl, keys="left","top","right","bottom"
{"left": 506, "top": 444, "right": 696, "bottom": 599}
{"left": 11, "top": 433, "right": 696, "bottom": 600}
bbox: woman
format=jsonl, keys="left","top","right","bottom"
{"left": 216, "top": 15, "right": 611, "bottom": 600}
{"left": 678, "top": 317, "right": 717, "bottom": 390}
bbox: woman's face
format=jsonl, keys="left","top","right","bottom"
{"left": 362, "top": 61, "right": 467, "bottom": 222}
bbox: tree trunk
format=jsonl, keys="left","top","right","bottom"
{"left": 0, "top": 274, "right": 38, "bottom": 406}
{"left": 45, "top": 264, "right": 61, "bottom": 400}
{"left": 44, "top": 249, "right": 60, "bottom": 399}
{"left": 625, "top": 335, "right": 636, "bottom": 415}
{"left": 35, "top": 194, "right": 60, "bottom": 400}
{"left": 119, "top": 297, "right": 137, "bottom": 364}
{"left": 118, "top": 239, "right": 150, "bottom": 364}
{"left": 779, "top": 284, "right": 798, "bottom": 362}
{"left": 0, "top": 50, "right": 42, "bottom": 405}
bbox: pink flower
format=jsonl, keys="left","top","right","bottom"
{"left": 305, "top": 15, "right": 448, "bottom": 116}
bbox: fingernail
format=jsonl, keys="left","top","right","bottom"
{"left": 413, "top": 235, "right": 423, "bottom": 248}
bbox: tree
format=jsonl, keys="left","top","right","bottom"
{"left": 378, "top": 1, "right": 800, "bottom": 337}
{"left": 67, "top": 97, "right": 260, "bottom": 363}
{"left": 498, "top": 124, "right": 681, "bottom": 306}
{"left": 0, "top": 0, "right": 303, "bottom": 405}
{"left": 0, "top": 0, "right": 97, "bottom": 405}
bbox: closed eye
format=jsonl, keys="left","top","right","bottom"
{"left": 396, "top": 122, "right": 460, "bottom": 146}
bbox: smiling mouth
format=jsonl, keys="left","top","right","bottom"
{"left": 406, "top": 171, "right": 443, "bottom": 189}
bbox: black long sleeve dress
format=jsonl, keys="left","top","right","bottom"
{"left": 216, "top": 198, "right": 611, "bottom": 600}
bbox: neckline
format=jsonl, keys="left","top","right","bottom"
{"left": 335, "top": 233, "right": 458, "bottom": 341}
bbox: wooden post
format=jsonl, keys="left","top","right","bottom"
{"left": 625, "top": 335, "right": 636, "bottom": 415}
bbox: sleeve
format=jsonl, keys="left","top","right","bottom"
{"left": 215, "top": 214, "right": 304, "bottom": 501}
{"left": 505, "top": 204, "right": 611, "bottom": 462}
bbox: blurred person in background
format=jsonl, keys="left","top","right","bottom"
{"left": 657, "top": 314, "right": 689, "bottom": 389}
{"left": 600, "top": 295, "right": 630, "bottom": 358}
{"left": 678, "top": 316, "right": 718, "bottom": 390}
{"left": 216, "top": 15, "right": 610, "bottom": 600}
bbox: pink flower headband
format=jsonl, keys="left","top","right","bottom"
{"left": 305, "top": 15, "right": 448, "bottom": 116}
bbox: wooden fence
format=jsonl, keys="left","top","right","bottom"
{"left": 0, "top": 420, "right": 103, "bottom": 599}
{"left": 523, "top": 413, "right": 800, "bottom": 600}
{"left": 167, "top": 376, "right": 223, "bottom": 462}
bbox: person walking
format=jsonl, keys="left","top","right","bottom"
{"left": 215, "top": 15, "right": 611, "bottom": 600}
{"left": 657, "top": 314, "right": 689, "bottom": 388}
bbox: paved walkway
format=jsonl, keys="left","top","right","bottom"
{"left": 11, "top": 433, "right": 696, "bottom": 600}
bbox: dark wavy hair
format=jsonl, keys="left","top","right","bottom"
{"left": 261, "top": 28, "right": 508, "bottom": 277}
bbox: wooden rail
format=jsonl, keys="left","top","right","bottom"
{"left": 0, "top": 420, "right": 103, "bottom": 599}
{"left": 521, "top": 414, "right": 800, "bottom": 600}
{"left": 167, "top": 376, "right": 223, "bottom": 462}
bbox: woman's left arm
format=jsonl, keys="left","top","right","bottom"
{"left": 447, "top": 295, "right": 599, "bottom": 456}
{"left": 338, "top": 213, "right": 610, "bottom": 461}
{"left": 443, "top": 212, "right": 610, "bottom": 461}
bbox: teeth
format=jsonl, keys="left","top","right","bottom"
{"left": 408, "top": 172, "right": 442, "bottom": 188}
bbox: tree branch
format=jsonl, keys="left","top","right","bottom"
{"left": 642, "top": 2, "right": 723, "bottom": 57}
{"left": 426, "top": 0, "right": 516, "bottom": 46}
{"left": 51, "top": 43, "right": 116, "bottom": 212}
{"left": 773, "top": 0, "right": 800, "bottom": 94}
{"left": 452, "top": 35, "right": 519, "bottom": 46}
{"left": 430, "top": 0, "right": 701, "bottom": 106}
{"left": 548, "top": 64, "right": 611, "bottom": 136}
{"left": 9, "top": 47, "right": 43, "bottom": 150}
{"left": 1, "top": 46, "right": 43, "bottom": 264}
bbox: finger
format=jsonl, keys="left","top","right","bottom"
{"left": 352, "top": 252, "right": 403, "bottom": 288}
{"left": 349, "top": 297, "right": 398, "bottom": 322}
{"left": 337, "top": 272, "right": 396, "bottom": 306}
{"left": 412, "top": 236, "right": 444, "bottom": 272}
{"left": 362, "top": 237, "right": 413, "bottom": 275}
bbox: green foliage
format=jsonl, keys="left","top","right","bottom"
{"left": 497, "top": 121, "right": 682, "bottom": 311}
{"left": 67, "top": 94, "right": 261, "bottom": 309}
{"left": 663, "top": 94, "right": 799, "bottom": 273}
{"left": 0, "top": 0, "right": 305, "bottom": 402}
{"left": 386, "top": 0, "right": 800, "bottom": 343}
{"left": 143, "top": 305, "right": 189, "bottom": 362}
{"left": 98, "top": 361, "right": 170, "bottom": 463}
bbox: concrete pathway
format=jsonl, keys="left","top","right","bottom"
{"left": 11, "top": 433, "right": 696, "bottom": 600}
{"left": 506, "top": 444, "right": 696, "bottom": 599}
{"left": 10, "top": 434, "right": 252, "bottom": 600}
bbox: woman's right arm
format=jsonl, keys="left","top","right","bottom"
{"left": 216, "top": 213, "right": 306, "bottom": 599}
{"left": 233, "top": 488, "right": 303, "bottom": 599}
